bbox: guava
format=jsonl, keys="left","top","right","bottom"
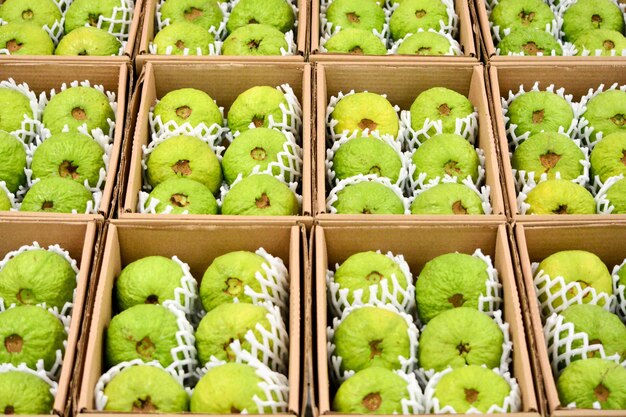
{"left": 0, "top": 22, "right": 54, "bottom": 55}
{"left": 160, "top": 0, "right": 223, "bottom": 31}
{"left": 227, "top": 86, "right": 290, "bottom": 134}
{"left": 331, "top": 92, "right": 399, "bottom": 138}
{"left": 0, "top": 130, "right": 26, "bottom": 193}
{"left": 0, "top": 0, "right": 61, "bottom": 29}
{"left": 410, "top": 87, "right": 474, "bottom": 136}
{"left": 582, "top": 90, "right": 626, "bottom": 137}
{"left": 221, "top": 174, "right": 299, "bottom": 216}
{"left": 389, "top": 0, "right": 450, "bottom": 41}
{"left": 0, "top": 189, "right": 10, "bottom": 211}
{"left": 605, "top": 177, "right": 626, "bottom": 213}
{"left": 507, "top": 91, "right": 574, "bottom": 137}
{"left": 20, "top": 176, "right": 93, "bottom": 214}
{"left": 410, "top": 182, "right": 485, "bottom": 215}
{"left": 43, "top": 86, "right": 114, "bottom": 135}
{"left": 562, "top": 0, "right": 625, "bottom": 42}
{"left": 512, "top": 132, "right": 585, "bottom": 181}
{"left": 574, "top": 29, "right": 626, "bottom": 56}
{"left": 0, "top": 88, "right": 34, "bottom": 133}
{"left": 55, "top": 26, "right": 121, "bottom": 56}
{"left": 332, "top": 367, "right": 408, "bottom": 414}
{"left": 332, "top": 181, "right": 405, "bottom": 215}
{"left": 147, "top": 177, "right": 219, "bottom": 215}
{"left": 498, "top": 28, "right": 563, "bottom": 55}
{"left": 153, "top": 21, "right": 215, "bottom": 55}
{"left": 397, "top": 31, "right": 452, "bottom": 55}
{"left": 525, "top": 179, "right": 596, "bottom": 215}
{"left": 227, "top": 0, "right": 294, "bottom": 33}
{"left": 589, "top": 132, "right": 626, "bottom": 182}
{"left": 325, "top": 28, "right": 387, "bottom": 55}
{"left": 557, "top": 358, "right": 626, "bottom": 409}
{"left": 490, "top": 0, "right": 554, "bottom": 33}
{"left": 326, "top": 0, "right": 385, "bottom": 33}
{"left": 64, "top": 0, "right": 123, "bottom": 34}
{"left": 0, "top": 371, "right": 54, "bottom": 415}
{"left": 411, "top": 133, "right": 479, "bottom": 183}
{"left": 222, "top": 23, "right": 288, "bottom": 56}
{"left": 333, "top": 137, "right": 402, "bottom": 183}
{"left": 153, "top": 88, "right": 223, "bottom": 129}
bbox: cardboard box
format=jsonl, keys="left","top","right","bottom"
{"left": 315, "top": 62, "right": 506, "bottom": 223}
{"left": 488, "top": 62, "right": 626, "bottom": 222}
{"left": 310, "top": 0, "right": 477, "bottom": 61}
{"left": 135, "top": 0, "right": 308, "bottom": 69}
{"left": 313, "top": 223, "right": 539, "bottom": 417}
{"left": 120, "top": 61, "right": 312, "bottom": 223}
{"left": 0, "top": 219, "right": 99, "bottom": 417}
{"left": 515, "top": 223, "right": 626, "bottom": 417}
{"left": 0, "top": 62, "right": 129, "bottom": 221}
{"left": 77, "top": 220, "right": 302, "bottom": 416}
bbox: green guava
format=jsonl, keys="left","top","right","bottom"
{"left": 397, "top": 31, "right": 452, "bottom": 55}
{"left": 153, "top": 21, "right": 215, "bottom": 55}
{"left": 0, "top": 371, "right": 54, "bottom": 415}
{"left": 326, "top": 0, "right": 385, "bottom": 33}
{"left": 55, "top": 26, "right": 121, "bottom": 56}
{"left": 490, "top": 0, "right": 554, "bottom": 33}
{"left": 331, "top": 92, "right": 399, "bottom": 138}
{"left": 64, "top": 0, "right": 123, "bottom": 33}
{"left": 410, "top": 182, "right": 485, "bottom": 215}
{"left": 332, "top": 181, "right": 405, "bottom": 215}
{"left": 410, "top": 87, "right": 474, "bottom": 136}
{"left": 507, "top": 91, "right": 575, "bottom": 137}
{"left": 0, "top": 88, "right": 34, "bottom": 133}
{"left": 0, "top": 189, "right": 11, "bottom": 211}
{"left": 222, "top": 23, "right": 288, "bottom": 56}
{"left": 389, "top": 0, "right": 450, "bottom": 41}
{"left": 582, "top": 90, "right": 626, "bottom": 137}
{"left": 512, "top": 132, "right": 585, "bottom": 181}
{"left": 0, "top": 0, "right": 61, "bottom": 28}
{"left": 411, "top": 133, "right": 479, "bottom": 183}
{"left": 525, "top": 179, "right": 596, "bottom": 215}
{"left": 574, "top": 29, "right": 626, "bottom": 56}
{"left": 325, "top": 28, "right": 387, "bottom": 55}
{"left": 160, "top": 0, "right": 223, "bottom": 31}
{"left": 227, "top": 86, "right": 290, "bottom": 133}
{"left": 20, "top": 176, "right": 93, "bottom": 213}
{"left": 562, "top": 0, "right": 625, "bottom": 42}
{"left": 0, "top": 130, "right": 26, "bottom": 193}
{"left": 148, "top": 177, "right": 219, "bottom": 215}
{"left": 153, "top": 88, "right": 223, "bottom": 129}
{"left": 221, "top": 174, "right": 299, "bottom": 216}
{"left": 227, "top": 0, "right": 294, "bottom": 33}
{"left": 557, "top": 358, "right": 626, "bottom": 409}
{"left": 606, "top": 177, "right": 626, "bottom": 213}
{"left": 0, "top": 22, "right": 54, "bottom": 55}
{"left": 43, "top": 86, "right": 115, "bottom": 135}
{"left": 332, "top": 367, "right": 408, "bottom": 414}
{"left": 589, "top": 132, "right": 626, "bottom": 182}
{"left": 498, "top": 28, "right": 563, "bottom": 56}
{"left": 333, "top": 137, "right": 402, "bottom": 183}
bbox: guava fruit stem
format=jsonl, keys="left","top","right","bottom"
{"left": 522, "top": 42, "right": 543, "bottom": 55}
{"left": 553, "top": 205, "right": 568, "bottom": 214}
{"left": 346, "top": 12, "right": 360, "bottom": 23}
{"left": 175, "top": 40, "right": 186, "bottom": 50}
{"left": 22, "top": 10, "right": 34, "bottom": 20}
{"left": 532, "top": 109, "right": 544, "bottom": 124}
{"left": 132, "top": 396, "right": 157, "bottom": 412}
{"left": 540, "top": 152, "right": 561, "bottom": 172}
{"left": 223, "top": 277, "right": 243, "bottom": 296}
{"left": 171, "top": 160, "right": 192, "bottom": 176}
{"left": 88, "top": 13, "right": 101, "bottom": 26}
{"left": 592, "top": 14, "right": 602, "bottom": 28}
{"left": 366, "top": 271, "right": 382, "bottom": 283}
{"left": 415, "top": 10, "right": 427, "bottom": 19}
{"left": 135, "top": 337, "right": 156, "bottom": 359}
{"left": 250, "top": 147, "right": 267, "bottom": 161}
{"left": 17, "top": 288, "right": 35, "bottom": 305}
{"left": 252, "top": 116, "right": 264, "bottom": 127}
{"left": 438, "top": 104, "right": 451, "bottom": 116}
{"left": 247, "top": 40, "right": 260, "bottom": 50}
{"left": 448, "top": 293, "right": 465, "bottom": 307}
{"left": 59, "top": 160, "right": 80, "bottom": 180}
{"left": 464, "top": 388, "right": 479, "bottom": 403}
{"left": 4, "top": 334, "right": 23, "bottom": 353}
{"left": 145, "top": 295, "right": 159, "bottom": 304}
{"left": 230, "top": 406, "right": 241, "bottom": 413}
{"left": 71, "top": 107, "right": 87, "bottom": 120}
{"left": 417, "top": 47, "right": 431, "bottom": 55}
{"left": 349, "top": 46, "right": 363, "bottom": 54}
{"left": 452, "top": 200, "right": 467, "bottom": 214}
{"left": 184, "top": 7, "right": 203, "bottom": 21}
{"left": 6, "top": 40, "right": 22, "bottom": 52}
{"left": 358, "top": 119, "right": 377, "bottom": 131}
{"left": 594, "top": 383, "right": 610, "bottom": 402}
{"left": 4, "top": 406, "right": 14, "bottom": 414}
{"left": 369, "top": 339, "right": 383, "bottom": 359}
{"left": 362, "top": 393, "right": 382, "bottom": 411}
{"left": 518, "top": 10, "right": 535, "bottom": 26}
{"left": 604, "top": 40, "right": 615, "bottom": 50}
{"left": 176, "top": 106, "right": 192, "bottom": 119}
{"left": 41, "top": 201, "right": 54, "bottom": 210}
{"left": 255, "top": 193, "right": 271, "bottom": 208}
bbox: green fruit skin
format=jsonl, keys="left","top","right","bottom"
{"left": 153, "top": 88, "right": 223, "bottom": 129}
{"left": 64, "top": 0, "right": 123, "bottom": 33}
{"left": 411, "top": 133, "right": 479, "bottom": 183}
{"left": 222, "top": 23, "right": 288, "bottom": 56}
{"left": 115, "top": 256, "right": 184, "bottom": 311}
{"left": 332, "top": 367, "right": 408, "bottom": 414}
{"left": 153, "top": 21, "right": 215, "bottom": 55}
{"left": 557, "top": 358, "right": 626, "bottom": 409}
{"left": 0, "top": 371, "right": 54, "bottom": 415}
{"left": 333, "top": 181, "right": 405, "bottom": 215}
{"left": 0, "top": 0, "right": 62, "bottom": 28}
{"left": 410, "top": 182, "right": 485, "bottom": 215}
{"left": 562, "top": 0, "right": 625, "bottom": 42}
{"left": 325, "top": 28, "right": 387, "bottom": 55}
{"left": 0, "top": 305, "right": 66, "bottom": 369}
{"left": 199, "top": 251, "right": 267, "bottom": 312}
{"left": 333, "top": 137, "right": 402, "bottom": 183}
{"left": 160, "top": 0, "right": 223, "bottom": 31}
{"left": 0, "top": 131, "right": 26, "bottom": 193}
{"left": 227, "top": 86, "right": 290, "bottom": 134}
{"left": 590, "top": 132, "right": 626, "bottom": 183}
{"left": 0, "top": 22, "right": 54, "bottom": 55}
{"left": 0, "top": 249, "right": 75, "bottom": 310}
{"left": 583, "top": 90, "right": 626, "bottom": 137}
{"left": 397, "top": 31, "right": 452, "bottom": 55}
{"left": 43, "top": 86, "right": 115, "bottom": 135}
{"left": 227, "top": 0, "right": 294, "bottom": 33}
{"left": 490, "top": 0, "right": 555, "bottom": 33}
{"left": 606, "top": 177, "right": 626, "bottom": 213}
{"left": 574, "top": 29, "right": 626, "bottom": 56}
{"left": 334, "top": 251, "right": 409, "bottom": 304}
{"left": 326, "top": 0, "right": 385, "bottom": 33}
{"left": 20, "top": 176, "right": 93, "bottom": 214}
{"left": 0, "top": 188, "right": 11, "bottom": 211}
{"left": 525, "top": 179, "right": 596, "bottom": 215}
{"left": 55, "top": 26, "right": 121, "bottom": 56}
{"left": 498, "top": 28, "right": 563, "bottom": 56}
{"left": 103, "top": 365, "right": 189, "bottom": 412}
{"left": 507, "top": 91, "right": 574, "bottom": 137}
{"left": 389, "top": 0, "right": 449, "bottom": 41}
{"left": 331, "top": 92, "right": 399, "bottom": 139}
{"left": 410, "top": 87, "right": 474, "bottom": 135}
{"left": 0, "top": 88, "right": 34, "bottom": 134}
{"left": 148, "top": 177, "right": 219, "bottom": 215}
{"left": 221, "top": 174, "right": 299, "bottom": 216}
{"left": 415, "top": 253, "right": 488, "bottom": 323}
{"left": 195, "top": 303, "right": 271, "bottom": 365}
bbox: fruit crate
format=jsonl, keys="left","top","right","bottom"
{"left": 119, "top": 61, "right": 312, "bottom": 224}
{"left": 0, "top": 219, "right": 99, "bottom": 417}
{"left": 312, "top": 223, "right": 539, "bottom": 416}
{"left": 77, "top": 220, "right": 303, "bottom": 416}
{"left": 488, "top": 62, "right": 626, "bottom": 222}
{"left": 514, "top": 223, "right": 626, "bottom": 416}
{"left": 314, "top": 62, "right": 506, "bottom": 223}
{"left": 310, "top": 0, "right": 478, "bottom": 62}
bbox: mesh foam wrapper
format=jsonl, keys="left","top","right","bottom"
{"left": 94, "top": 359, "right": 190, "bottom": 411}
{"left": 326, "top": 174, "right": 411, "bottom": 215}
{"left": 516, "top": 177, "right": 596, "bottom": 215}
{"left": 326, "top": 250, "right": 415, "bottom": 317}
{"left": 156, "top": 0, "right": 230, "bottom": 41}
{"left": 423, "top": 366, "right": 522, "bottom": 413}
{"left": 195, "top": 300, "right": 289, "bottom": 375}
{"left": 149, "top": 101, "right": 228, "bottom": 141}
{"left": 0, "top": 181, "right": 18, "bottom": 211}
{"left": 327, "top": 303, "right": 419, "bottom": 383}
{"left": 400, "top": 107, "right": 479, "bottom": 151}
{"left": 592, "top": 174, "right": 625, "bottom": 214}
{"left": 319, "top": 0, "right": 391, "bottom": 48}
{"left": 389, "top": 29, "right": 462, "bottom": 55}
{"left": 194, "top": 355, "right": 290, "bottom": 413}
{"left": 326, "top": 131, "right": 409, "bottom": 189}
{"left": 0, "top": 78, "right": 43, "bottom": 145}
{"left": 485, "top": 0, "right": 560, "bottom": 44}
{"left": 577, "top": 82, "right": 626, "bottom": 149}
{"left": 611, "top": 258, "right": 626, "bottom": 322}
{"left": 78, "top": 0, "right": 135, "bottom": 42}
{"left": 326, "top": 90, "right": 405, "bottom": 143}
{"left": 407, "top": 175, "right": 493, "bottom": 215}
{"left": 0, "top": 363, "right": 58, "bottom": 403}
{"left": 532, "top": 262, "right": 618, "bottom": 318}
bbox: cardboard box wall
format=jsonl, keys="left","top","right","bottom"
{"left": 315, "top": 62, "right": 506, "bottom": 223}
{"left": 313, "top": 223, "right": 539, "bottom": 417}
{"left": 120, "top": 61, "right": 312, "bottom": 224}
{"left": 309, "top": 0, "right": 477, "bottom": 62}
{"left": 77, "top": 220, "right": 302, "bottom": 416}
{"left": 0, "top": 62, "right": 129, "bottom": 221}
{"left": 515, "top": 223, "right": 626, "bottom": 417}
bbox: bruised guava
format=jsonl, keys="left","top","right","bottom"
{"left": 0, "top": 88, "right": 34, "bottom": 133}
{"left": 333, "top": 181, "right": 405, "bottom": 215}
{"left": 147, "top": 177, "right": 219, "bottom": 215}
{"left": 221, "top": 174, "right": 299, "bottom": 216}
{"left": 333, "top": 367, "right": 409, "bottom": 414}
{"left": 557, "top": 358, "right": 626, "bottom": 409}
{"left": 227, "top": 86, "right": 290, "bottom": 134}
{"left": 153, "top": 88, "right": 223, "bottom": 130}
{"left": 160, "top": 0, "right": 223, "bottom": 31}
{"left": 512, "top": 132, "right": 585, "bottom": 181}
{"left": 410, "top": 182, "right": 485, "bottom": 215}
{"left": 0, "top": 130, "right": 26, "bottom": 193}
{"left": 507, "top": 91, "right": 574, "bottom": 137}
{"left": 333, "top": 137, "right": 403, "bottom": 183}
{"left": 0, "top": 371, "right": 54, "bottom": 415}
{"left": 410, "top": 87, "right": 474, "bottom": 137}
{"left": 331, "top": 92, "right": 399, "bottom": 139}
{"left": 20, "top": 176, "right": 93, "bottom": 214}
{"left": 42, "top": 86, "right": 114, "bottom": 135}
{"left": 222, "top": 23, "right": 288, "bottom": 56}
{"left": 525, "top": 179, "right": 596, "bottom": 215}
{"left": 153, "top": 21, "right": 215, "bottom": 55}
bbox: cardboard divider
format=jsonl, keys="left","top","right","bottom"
{"left": 313, "top": 223, "right": 539, "bottom": 417}
{"left": 135, "top": 0, "right": 308, "bottom": 70}
{"left": 77, "top": 220, "right": 301, "bottom": 416}
{"left": 120, "top": 61, "right": 312, "bottom": 224}
{"left": 488, "top": 62, "right": 626, "bottom": 222}
{"left": 315, "top": 62, "right": 506, "bottom": 223}
{"left": 0, "top": 219, "right": 99, "bottom": 417}
{"left": 515, "top": 223, "right": 626, "bottom": 417}
{"left": 0, "top": 62, "right": 129, "bottom": 221}
{"left": 309, "top": 0, "right": 477, "bottom": 61}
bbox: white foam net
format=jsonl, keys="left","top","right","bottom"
{"left": 592, "top": 174, "right": 625, "bottom": 215}
{"left": 0, "top": 78, "right": 41, "bottom": 145}
{"left": 0, "top": 181, "right": 18, "bottom": 211}
{"left": 611, "top": 258, "right": 626, "bottom": 323}
{"left": 326, "top": 174, "right": 411, "bottom": 214}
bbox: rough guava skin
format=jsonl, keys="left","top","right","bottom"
{"left": 562, "top": 0, "right": 625, "bottom": 42}
{"left": 0, "top": 130, "right": 26, "bottom": 193}
{"left": 397, "top": 31, "right": 452, "bottom": 55}
{"left": 0, "top": 88, "right": 34, "bottom": 134}
{"left": 227, "top": 86, "right": 289, "bottom": 134}
{"left": 334, "top": 306, "right": 410, "bottom": 373}
{"left": 326, "top": 0, "right": 385, "bottom": 33}
{"left": 191, "top": 363, "right": 270, "bottom": 413}
{"left": 0, "top": 0, "right": 61, "bottom": 28}
{"left": 20, "top": 176, "right": 93, "bottom": 214}
{"left": 64, "top": 0, "right": 122, "bottom": 33}
{"left": 31, "top": 132, "right": 105, "bottom": 188}
{"left": 512, "top": 132, "right": 585, "bottom": 181}
{"left": 55, "top": 26, "right": 121, "bottom": 56}
{"left": 0, "top": 189, "right": 10, "bottom": 211}
{"left": 160, "top": 0, "right": 223, "bottom": 31}
{"left": 410, "top": 182, "right": 485, "bottom": 215}
{"left": 490, "top": 0, "right": 554, "bottom": 33}
{"left": 148, "top": 177, "right": 219, "bottom": 215}
{"left": 199, "top": 251, "right": 267, "bottom": 312}
{"left": 411, "top": 133, "right": 479, "bottom": 183}
{"left": 557, "top": 358, "right": 626, "bottom": 409}
{"left": 221, "top": 174, "right": 299, "bottom": 216}
{"left": 389, "top": 0, "right": 449, "bottom": 41}
{"left": 325, "top": 28, "right": 387, "bottom": 55}
{"left": 195, "top": 303, "right": 271, "bottom": 365}
{"left": 0, "top": 249, "right": 75, "bottom": 310}
{"left": 0, "top": 305, "right": 66, "bottom": 369}
{"left": 333, "top": 367, "right": 408, "bottom": 414}
{"left": 227, "top": 0, "right": 294, "bottom": 33}
{"left": 103, "top": 365, "right": 189, "bottom": 412}
{"left": 560, "top": 304, "right": 626, "bottom": 362}
{"left": 333, "top": 181, "right": 405, "bottom": 215}
{"left": 334, "top": 251, "right": 409, "bottom": 304}
{"left": 415, "top": 253, "right": 488, "bottom": 323}
{"left": 583, "top": 90, "right": 626, "bottom": 137}
{"left": 0, "top": 22, "right": 54, "bottom": 55}
{"left": 105, "top": 304, "right": 180, "bottom": 367}
{"left": 507, "top": 91, "right": 574, "bottom": 137}
{"left": 154, "top": 88, "right": 223, "bottom": 129}
{"left": 115, "top": 256, "right": 184, "bottom": 311}
{"left": 222, "top": 23, "right": 288, "bottom": 56}
{"left": 43, "top": 86, "right": 114, "bottom": 135}
{"left": 606, "top": 177, "right": 626, "bottom": 213}
{"left": 331, "top": 92, "right": 399, "bottom": 139}
{"left": 418, "top": 307, "right": 504, "bottom": 371}
{"left": 0, "top": 371, "right": 54, "bottom": 415}
{"left": 574, "top": 29, "right": 626, "bottom": 56}
{"left": 410, "top": 87, "right": 474, "bottom": 135}
{"left": 434, "top": 365, "right": 511, "bottom": 413}
{"left": 619, "top": 264, "right": 626, "bottom": 287}
{"left": 153, "top": 22, "right": 215, "bottom": 55}
{"left": 525, "top": 179, "right": 596, "bottom": 215}
{"left": 333, "top": 137, "right": 402, "bottom": 183}
{"left": 589, "top": 132, "right": 626, "bottom": 182}
{"left": 221, "top": 127, "right": 289, "bottom": 185}
{"left": 498, "top": 28, "right": 563, "bottom": 56}
{"left": 146, "top": 135, "right": 223, "bottom": 195}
